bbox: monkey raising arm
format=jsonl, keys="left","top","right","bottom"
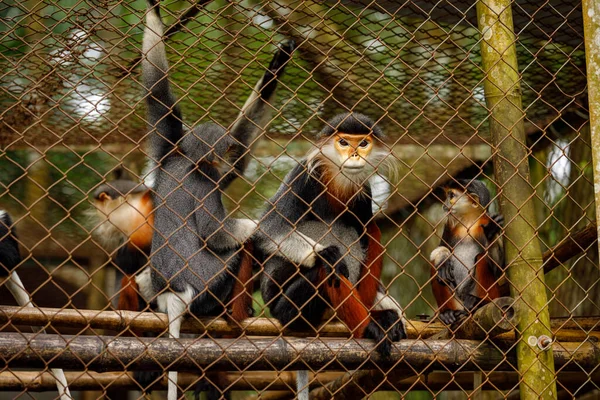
{"left": 142, "top": 0, "right": 183, "bottom": 162}
{"left": 222, "top": 40, "right": 295, "bottom": 189}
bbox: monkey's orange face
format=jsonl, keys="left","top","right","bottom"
{"left": 333, "top": 133, "right": 373, "bottom": 172}
{"left": 444, "top": 188, "right": 481, "bottom": 215}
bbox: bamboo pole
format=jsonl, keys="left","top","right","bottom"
{"left": 3, "top": 369, "right": 600, "bottom": 393}
{"left": 0, "top": 333, "right": 599, "bottom": 372}
{"left": 2, "top": 306, "right": 599, "bottom": 341}
{"left": 0, "top": 306, "right": 442, "bottom": 339}
{"left": 476, "top": 0, "right": 557, "bottom": 399}
{"left": 583, "top": 0, "right": 600, "bottom": 259}
{"left": 0, "top": 371, "right": 340, "bottom": 392}
{"left": 432, "top": 297, "right": 521, "bottom": 340}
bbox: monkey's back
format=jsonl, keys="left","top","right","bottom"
{"left": 150, "top": 145, "right": 241, "bottom": 314}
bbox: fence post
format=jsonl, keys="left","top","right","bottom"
{"left": 583, "top": 1, "right": 600, "bottom": 258}
{"left": 476, "top": 1, "right": 557, "bottom": 399}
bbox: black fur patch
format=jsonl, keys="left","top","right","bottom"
{"left": 317, "top": 113, "right": 384, "bottom": 139}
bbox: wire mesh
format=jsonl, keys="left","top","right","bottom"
{"left": 0, "top": 0, "right": 596, "bottom": 399}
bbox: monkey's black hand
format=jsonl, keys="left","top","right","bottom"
{"left": 436, "top": 262, "right": 457, "bottom": 289}
{"left": 269, "top": 40, "right": 296, "bottom": 72}
{"left": 483, "top": 213, "right": 504, "bottom": 242}
{"left": 260, "top": 40, "right": 296, "bottom": 99}
{"left": 439, "top": 309, "right": 468, "bottom": 326}
{"left": 365, "top": 310, "right": 406, "bottom": 357}
{"left": 463, "top": 294, "right": 485, "bottom": 311}
{"left": 316, "top": 246, "right": 349, "bottom": 288}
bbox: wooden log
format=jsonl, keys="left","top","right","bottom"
{"left": 0, "top": 306, "right": 442, "bottom": 339}
{"left": 0, "top": 333, "right": 599, "bottom": 372}
{"left": 433, "top": 297, "right": 521, "bottom": 340}
{"left": 2, "top": 306, "right": 600, "bottom": 341}
{"left": 542, "top": 224, "right": 597, "bottom": 274}
{"left": 0, "top": 371, "right": 340, "bottom": 392}
{"left": 2, "top": 369, "right": 600, "bottom": 393}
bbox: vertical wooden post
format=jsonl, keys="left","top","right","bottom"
{"left": 583, "top": 0, "right": 600, "bottom": 257}
{"left": 476, "top": 1, "right": 557, "bottom": 399}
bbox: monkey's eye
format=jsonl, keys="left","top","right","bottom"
{"left": 358, "top": 140, "right": 369, "bottom": 148}
{"left": 338, "top": 139, "right": 349, "bottom": 147}
{"left": 447, "top": 191, "right": 456, "bottom": 200}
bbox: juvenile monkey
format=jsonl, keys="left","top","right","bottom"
{"left": 429, "top": 179, "right": 505, "bottom": 325}
{"left": 136, "top": 1, "right": 294, "bottom": 399}
{"left": 0, "top": 210, "right": 72, "bottom": 400}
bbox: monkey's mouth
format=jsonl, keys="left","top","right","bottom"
{"left": 342, "top": 166, "right": 364, "bottom": 173}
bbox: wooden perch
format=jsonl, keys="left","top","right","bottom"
{"left": 433, "top": 297, "right": 521, "bottom": 340}
{"left": 1, "top": 333, "right": 599, "bottom": 372}
{"left": 0, "top": 371, "right": 339, "bottom": 392}
{"left": 1, "top": 306, "right": 599, "bottom": 342}
{"left": 0, "top": 306, "right": 441, "bottom": 338}
{"left": 2, "top": 370, "right": 600, "bottom": 393}
{"left": 542, "top": 223, "right": 597, "bottom": 274}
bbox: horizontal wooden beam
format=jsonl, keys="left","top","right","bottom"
{"left": 2, "top": 369, "right": 600, "bottom": 393}
{"left": 0, "top": 333, "right": 598, "bottom": 372}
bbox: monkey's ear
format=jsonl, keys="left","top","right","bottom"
{"left": 98, "top": 192, "right": 112, "bottom": 202}
{"left": 470, "top": 193, "right": 480, "bottom": 205}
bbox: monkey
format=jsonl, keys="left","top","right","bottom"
{"left": 90, "top": 170, "right": 153, "bottom": 312}
{"left": 254, "top": 113, "right": 406, "bottom": 400}
{"left": 135, "top": 2, "right": 294, "bottom": 400}
{"left": 429, "top": 179, "right": 505, "bottom": 326}
{"left": 0, "top": 210, "right": 72, "bottom": 400}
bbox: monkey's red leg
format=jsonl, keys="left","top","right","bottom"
{"left": 229, "top": 242, "right": 255, "bottom": 322}
{"left": 118, "top": 274, "right": 140, "bottom": 311}
{"left": 473, "top": 253, "right": 501, "bottom": 302}
{"left": 319, "top": 270, "right": 371, "bottom": 337}
{"left": 357, "top": 221, "right": 384, "bottom": 309}
{"left": 431, "top": 267, "right": 464, "bottom": 314}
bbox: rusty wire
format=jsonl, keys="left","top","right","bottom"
{"left": 0, "top": 0, "right": 596, "bottom": 399}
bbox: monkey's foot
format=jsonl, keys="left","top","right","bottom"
{"left": 438, "top": 309, "right": 468, "bottom": 326}
{"left": 365, "top": 310, "right": 405, "bottom": 357}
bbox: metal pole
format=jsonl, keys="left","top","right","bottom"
{"left": 476, "top": 0, "right": 557, "bottom": 399}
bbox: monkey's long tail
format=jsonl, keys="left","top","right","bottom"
{"left": 297, "top": 370, "right": 309, "bottom": 400}
{"left": 6, "top": 272, "right": 72, "bottom": 400}
{"left": 143, "top": 0, "right": 183, "bottom": 162}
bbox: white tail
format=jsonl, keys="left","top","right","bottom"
{"left": 6, "top": 272, "right": 72, "bottom": 400}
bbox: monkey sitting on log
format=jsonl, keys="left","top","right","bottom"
{"left": 429, "top": 179, "right": 505, "bottom": 325}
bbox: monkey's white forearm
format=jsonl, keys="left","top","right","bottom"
{"left": 257, "top": 230, "right": 325, "bottom": 267}
{"left": 206, "top": 218, "right": 257, "bottom": 251}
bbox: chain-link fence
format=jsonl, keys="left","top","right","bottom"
{"left": 0, "top": 0, "right": 597, "bottom": 399}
